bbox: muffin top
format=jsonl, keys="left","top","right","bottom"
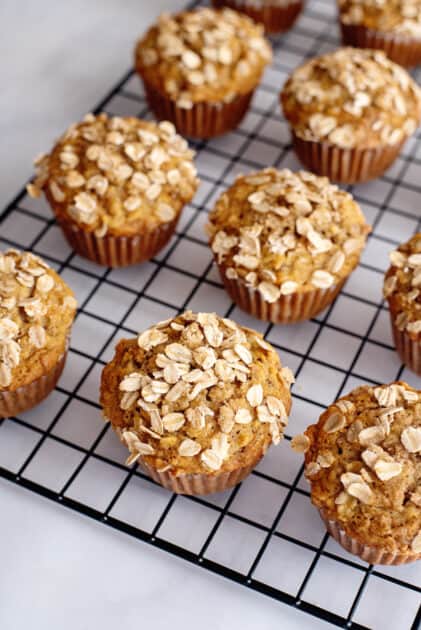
{"left": 281, "top": 47, "right": 421, "bottom": 149}
{"left": 339, "top": 0, "right": 421, "bottom": 37}
{"left": 28, "top": 114, "right": 199, "bottom": 237}
{"left": 100, "top": 311, "right": 293, "bottom": 475}
{"left": 384, "top": 233, "right": 421, "bottom": 339}
{"left": 0, "top": 249, "right": 77, "bottom": 391}
{"left": 135, "top": 7, "right": 272, "bottom": 107}
{"left": 207, "top": 168, "right": 370, "bottom": 302}
{"left": 294, "top": 382, "right": 421, "bottom": 554}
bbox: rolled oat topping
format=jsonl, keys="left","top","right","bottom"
{"left": 281, "top": 47, "right": 421, "bottom": 149}
{"left": 207, "top": 168, "right": 370, "bottom": 300}
{"left": 301, "top": 381, "right": 421, "bottom": 553}
{"left": 100, "top": 311, "right": 292, "bottom": 474}
{"left": 0, "top": 249, "right": 77, "bottom": 390}
{"left": 339, "top": 0, "right": 421, "bottom": 37}
{"left": 135, "top": 7, "right": 272, "bottom": 107}
{"left": 384, "top": 234, "right": 421, "bottom": 338}
{"left": 28, "top": 114, "right": 199, "bottom": 236}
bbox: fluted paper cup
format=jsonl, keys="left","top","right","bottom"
{"left": 139, "top": 452, "right": 264, "bottom": 495}
{"left": 0, "top": 351, "right": 67, "bottom": 419}
{"left": 388, "top": 301, "right": 421, "bottom": 375}
{"left": 290, "top": 131, "right": 405, "bottom": 184}
{"left": 142, "top": 79, "right": 254, "bottom": 139}
{"left": 55, "top": 215, "right": 179, "bottom": 268}
{"left": 319, "top": 508, "right": 421, "bottom": 565}
{"left": 218, "top": 265, "right": 344, "bottom": 323}
{"left": 340, "top": 22, "right": 421, "bottom": 68}
{"left": 212, "top": 0, "right": 304, "bottom": 34}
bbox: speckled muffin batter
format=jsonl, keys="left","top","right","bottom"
{"left": 338, "top": 1, "right": 421, "bottom": 67}
{"left": 0, "top": 249, "right": 77, "bottom": 417}
{"left": 100, "top": 311, "right": 293, "bottom": 494}
{"left": 135, "top": 7, "right": 272, "bottom": 138}
{"left": 384, "top": 234, "right": 421, "bottom": 374}
{"left": 295, "top": 382, "right": 421, "bottom": 563}
{"left": 207, "top": 168, "right": 370, "bottom": 322}
{"left": 281, "top": 48, "right": 421, "bottom": 182}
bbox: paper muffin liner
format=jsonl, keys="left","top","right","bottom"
{"left": 141, "top": 79, "right": 254, "bottom": 139}
{"left": 211, "top": 0, "right": 303, "bottom": 34}
{"left": 340, "top": 22, "right": 421, "bottom": 68}
{"left": 0, "top": 350, "right": 67, "bottom": 419}
{"left": 389, "top": 309, "right": 421, "bottom": 375}
{"left": 290, "top": 131, "right": 405, "bottom": 184}
{"left": 139, "top": 454, "right": 263, "bottom": 495}
{"left": 217, "top": 264, "right": 344, "bottom": 323}
{"left": 319, "top": 509, "right": 421, "bottom": 565}
{"left": 55, "top": 215, "right": 179, "bottom": 268}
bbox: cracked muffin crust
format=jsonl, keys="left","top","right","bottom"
{"left": 28, "top": 114, "right": 199, "bottom": 266}
{"left": 338, "top": 1, "right": 421, "bottom": 66}
{"left": 384, "top": 234, "right": 421, "bottom": 374}
{"left": 295, "top": 382, "right": 421, "bottom": 563}
{"left": 0, "top": 249, "right": 77, "bottom": 416}
{"left": 135, "top": 8, "right": 272, "bottom": 137}
{"left": 207, "top": 168, "right": 370, "bottom": 322}
{"left": 281, "top": 48, "right": 421, "bottom": 182}
{"left": 100, "top": 311, "right": 293, "bottom": 494}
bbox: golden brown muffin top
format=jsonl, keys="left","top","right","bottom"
{"left": 281, "top": 47, "right": 421, "bottom": 149}
{"left": 28, "top": 114, "right": 199, "bottom": 238}
{"left": 135, "top": 8, "right": 272, "bottom": 107}
{"left": 100, "top": 311, "right": 293, "bottom": 476}
{"left": 0, "top": 249, "right": 77, "bottom": 391}
{"left": 293, "top": 382, "right": 421, "bottom": 554}
{"left": 207, "top": 169, "right": 370, "bottom": 302}
{"left": 384, "top": 233, "right": 421, "bottom": 340}
{"left": 339, "top": 0, "right": 421, "bottom": 37}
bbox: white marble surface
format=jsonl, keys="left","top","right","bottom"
{"left": 0, "top": 2, "right": 329, "bottom": 628}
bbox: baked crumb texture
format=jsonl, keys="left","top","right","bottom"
{"left": 297, "top": 382, "right": 421, "bottom": 564}
{"left": 281, "top": 48, "right": 421, "bottom": 182}
{"left": 0, "top": 249, "right": 77, "bottom": 417}
{"left": 100, "top": 311, "right": 293, "bottom": 495}
{"left": 211, "top": 0, "right": 304, "bottom": 34}
{"left": 28, "top": 114, "right": 199, "bottom": 267}
{"left": 339, "top": 1, "right": 421, "bottom": 67}
{"left": 384, "top": 233, "right": 421, "bottom": 374}
{"left": 135, "top": 8, "right": 272, "bottom": 138}
{"left": 207, "top": 168, "right": 370, "bottom": 323}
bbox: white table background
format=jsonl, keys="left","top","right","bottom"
{"left": 0, "top": 2, "right": 329, "bottom": 628}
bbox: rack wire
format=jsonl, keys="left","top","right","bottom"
{"left": 1, "top": 0, "right": 421, "bottom": 627}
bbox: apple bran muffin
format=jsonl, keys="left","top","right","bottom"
{"left": 339, "top": 0, "right": 421, "bottom": 67}
{"left": 100, "top": 311, "right": 293, "bottom": 495}
{"left": 135, "top": 7, "right": 272, "bottom": 138}
{"left": 281, "top": 47, "right": 421, "bottom": 183}
{"left": 294, "top": 382, "right": 421, "bottom": 564}
{"left": 384, "top": 233, "right": 421, "bottom": 374}
{"left": 28, "top": 114, "right": 199, "bottom": 267}
{"left": 0, "top": 249, "right": 77, "bottom": 417}
{"left": 207, "top": 168, "right": 370, "bottom": 323}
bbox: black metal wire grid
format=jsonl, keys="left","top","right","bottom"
{"left": 1, "top": 0, "right": 421, "bottom": 628}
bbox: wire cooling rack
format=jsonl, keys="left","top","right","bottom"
{"left": 1, "top": 0, "right": 421, "bottom": 628}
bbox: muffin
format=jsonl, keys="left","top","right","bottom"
{"left": 384, "top": 234, "right": 421, "bottom": 375}
{"left": 100, "top": 311, "right": 293, "bottom": 495}
{"left": 211, "top": 0, "right": 304, "bottom": 34}
{"left": 134, "top": 8, "right": 272, "bottom": 138}
{"left": 0, "top": 249, "right": 77, "bottom": 418}
{"left": 338, "top": 0, "right": 421, "bottom": 67}
{"left": 27, "top": 114, "right": 199, "bottom": 267}
{"left": 207, "top": 168, "right": 370, "bottom": 323}
{"left": 281, "top": 47, "right": 421, "bottom": 183}
{"left": 294, "top": 381, "right": 421, "bottom": 564}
